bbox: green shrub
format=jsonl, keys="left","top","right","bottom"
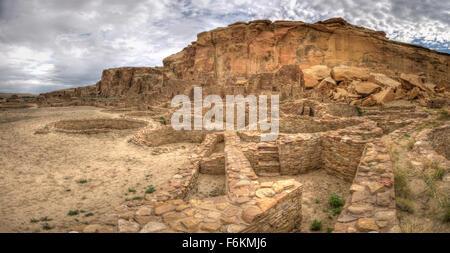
{"left": 145, "top": 185, "right": 156, "bottom": 194}
{"left": 435, "top": 166, "right": 446, "bottom": 180}
{"left": 68, "top": 210, "right": 79, "bottom": 216}
{"left": 355, "top": 106, "right": 364, "bottom": 116}
{"left": 331, "top": 207, "right": 342, "bottom": 216}
{"left": 310, "top": 220, "right": 322, "bottom": 231}
{"left": 328, "top": 192, "right": 344, "bottom": 208}
{"left": 85, "top": 213, "right": 94, "bottom": 217}
{"left": 42, "top": 223, "right": 53, "bottom": 230}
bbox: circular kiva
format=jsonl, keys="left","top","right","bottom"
{"left": 52, "top": 118, "right": 147, "bottom": 134}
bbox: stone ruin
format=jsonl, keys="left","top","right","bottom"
{"left": 69, "top": 96, "right": 448, "bottom": 233}
{"left": 27, "top": 17, "right": 448, "bottom": 233}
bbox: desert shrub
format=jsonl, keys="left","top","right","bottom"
{"left": 396, "top": 198, "right": 414, "bottom": 214}
{"left": 406, "top": 139, "right": 415, "bottom": 150}
{"left": 328, "top": 192, "right": 344, "bottom": 208}
{"left": 145, "top": 185, "right": 156, "bottom": 194}
{"left": 443, "top": 205, "right": 450, "bottom": 223}
{"left": 394, "top": 166, "right": 411, "bottom": 199}
{"left": 355, "top": 106, "right": 364, "bottom": 116}
{"left": 42, "top": 223, "right": 53, "bottom": 230}
{"left": 437, "top": 108, "right": 449, "bottom": 121}
{"left": 159, "top": 116, "right": 167, "bottom": 125}
{"left": 330, "top": 207, "right": 342, "bottom": 216}
{"left": 310, "top": 220, "right": 322, "bottom": 231}
{"left": 85, "top": 213, "right": 94, "bottom": 217}
{"left": 68, "top": 210, "right": 79, "bottom": 216}
{"left": 435, "top": 167, "right": 446, "bottom": 180}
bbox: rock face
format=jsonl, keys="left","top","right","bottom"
{"left": 39, "top": 17, "right": 449, "bottom": 107}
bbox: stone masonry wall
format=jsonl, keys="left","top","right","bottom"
{"left": 277, "top": 134, "right": 322, "bottom": 175}
{"left": 200, "top": 153, "right": 225, "bottom": 175}
{"left": 322, "top": 134, "right": 367, "bottom": 182}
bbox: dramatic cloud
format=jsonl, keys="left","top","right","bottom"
{"left": 0, "top": 0, "right": 449, "bottom": 93}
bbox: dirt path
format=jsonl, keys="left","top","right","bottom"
{"left": 0, "top": 106, "right": 196, "bottom": 232}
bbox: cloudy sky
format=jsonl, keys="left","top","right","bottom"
{"left": 0, "top": 0, "right": 449, "bottom": 94}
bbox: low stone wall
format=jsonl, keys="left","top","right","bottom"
{"left": 279, "top": 116, "right": 363, "bottom": 134}
{"left": 277, "top": 134, "right": 322, "bottom": 175}
{"left": 241, "top": 186, "right": 302, "bottom": 232}
{"left": 322, "top": 134, "right": 367, "bottom": 181}
{"left": 334, "top": 139, "right": 399, "bottom": 233}
{"left": 132, "top": 125, "right": 208, "bottom": 147}
{"left": 200, "top": 153, "right": 225, "bottom": 174}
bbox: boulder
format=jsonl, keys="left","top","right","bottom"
{"left": 408, "top": 87, "right": 421, "bottom": 99}
{"left": 400, "top": 73, "right": 426, "bottom": 91}
{"left": 303, "top": 65, "right": 331, "bottom": 88}
{"left": 372, "top": 87, "right": 395, "bottom": 105}
{"left": 317, "top": 77, "right": 336, "bottom": 90}
{"left": 331, "top": 66, "right": 370, "bottom": 82}
{"left": 333, "top": 88, "right": 350, "bottom": 100}
{"left": 352, "top": 81, "right": 381, "bottom": 96}
{"left": 369, "top": 73, "right": 401, "bottom": 89}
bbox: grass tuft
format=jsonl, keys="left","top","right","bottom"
{"left": 406, "top": 139, "right": 415, "bottom": 150}
{"left": 68, "top": 210, "right": 79, "bottom": 216}
{"left": 437, "top": 108, "right": 449, "bottom": 121}
{"left": 42, "top": 223, "right": 53, "bottom": 230}
{"left": 310, "top": 220, "right": 322, "bottom": 231}
{"left": 85, "top": 213, "right": 94, "bottom": 217}
{"left": 396, "top": 198, "right": 414, "bottom": 214}
{"left": 328, "top": 192, "right": 344, "bottom": 208}
{"left": 145, "top": 185, "right": 156, "bottom": 194}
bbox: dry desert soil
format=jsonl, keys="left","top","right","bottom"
{"left": 0, "top": 106, "right": 197, "bottom": 232}
{"left": 0, "top": 105, "right": 350, "bottom": 233}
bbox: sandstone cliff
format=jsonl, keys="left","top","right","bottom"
{"left": 39, "top": 18, "right": 449, "bottom": 107}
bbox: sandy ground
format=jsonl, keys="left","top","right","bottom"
{"left": 392, "top": 135, "right": 450, "bottom": 233}
{"left": 259, "top": 170, "right": 351, "bottom": 233}
{"left": 190, "top": 174, "right": 226, "bottom": 199}
{"left": 0, "top": 106, "right": 196, "bottom": 232}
